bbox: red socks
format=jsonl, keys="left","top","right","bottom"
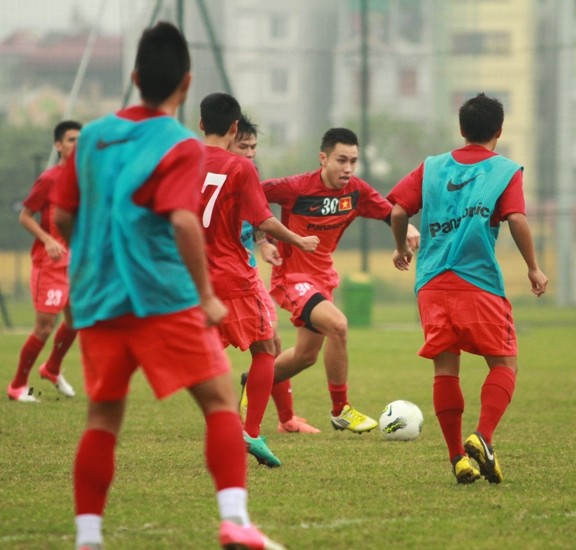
{"left": 44, "top": 323, "right": 77, "bottom": 376}
{"left": 243, "top": 352, "right": 275, "bottom": 438}
{"left": 206, "top": 411, "right": 246, "bottom": 490}
{"left": 328, "top": 383, "right": 348, "bottom": 416}
{"left": 12, "top": 334, "right": 45, "bottom": 387}
{"left": 271, "top": 380, "right": 294, "bottom": 424}
{"left": 433, "top": 375, "right": 465, "bottom": 461}
{"left": 477, "top": 366, "right": 516, "bottom": 444}
{"left": 74, "top": 430, "right": 116, "bottom": 515}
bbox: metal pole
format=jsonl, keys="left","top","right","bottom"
{"left": 195, "top": 0, "right": 234, "bottom": 95}
{"left": 359, "top": 0, "right": 370, "bottom": 273}
{"left": 177, "top": 0, "right": 185, "bottom": 123}
{"left": 555, "top": 0, "right": 575, "bottom": 305}
{"left": 46, "top": 0, "right": 109, "bottom": 168}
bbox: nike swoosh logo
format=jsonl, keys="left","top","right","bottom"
{"left": 309, "top": 205, "right": 322, "bottom": 212}
{"left": 480, "top": 436, "right": 495, "bottom": 461}
{"left": 96, "top": 138, "right": 130, "bottom": 150}
{"left": 446, "top": 174, "right": 480, "bottom": 192}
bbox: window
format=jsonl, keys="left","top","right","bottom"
{"left": 269, "top": 68, "right": 289, "bottom": 96}
{"left": 269, "top": 13, "right": 289, "bottom": 40}
{"left": 399, "top": 68, "right": 418, "bottom": 96}
{"left": 451, "top": 32, "right": 511, "bottom": 55}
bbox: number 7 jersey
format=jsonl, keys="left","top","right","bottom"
{"left": 199, "top": 145, "right": 273, "bottom": 298}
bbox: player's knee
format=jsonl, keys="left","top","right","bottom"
{"left": 326, "top": 316, "right": 348, "bottom": 342}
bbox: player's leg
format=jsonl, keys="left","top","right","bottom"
{"left": 7, "top": 310, "right": 56, "bottom": 402}
{"left": 74, "top": 399, "right": 126, "bottom": 550}
{"left": 190, "top": 372, "right": 285, "bottom": 549}
{"left": 242, "top": 339, "right": 282, "bottom": 467}
{"left": 464, "top": 355, "right": 516, "bottom": 484}
{"left": 432, "top": 352, "right": 480, "bottom": 484}
{"left": 39, "top": 304, "right": 77, "bottom": 396}
{"left": 309, "top": 300, "right": 377, "bottom": 433}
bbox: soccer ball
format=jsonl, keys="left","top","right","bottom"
{"left": 379, "top": 400, "right": 423, "bottom": 441}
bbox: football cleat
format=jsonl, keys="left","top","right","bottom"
{"left": 330, "top": 404, "right": 378, "bottom": 434}
{"left": 239, "top": 372, "right": 248, "bottom": 423}
{"left": 451, "top": 454, "right": 481, "bottom": 484}
{"left": 219, "top": 521, "right": 286, "bottom": 550}
{"left": 277, "top": 415, "right": 321, "bottom": 434}
{"left": 39, "top": 363, "right": 76, "bottom": 397}
{"left": 243, "top": 432, "right": 281, "bottom": 468}
{"left": 464, "top": 431, "right": 503, "bottom": 484}
{"left": 7, "top": 384, "right": 40, "bottom": 403}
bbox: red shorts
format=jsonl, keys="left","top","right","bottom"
{"left": 78, "top": 308, "right": 230, "bottom": 401}
{"left": 256, "top": 278, "right": 277, "bottom": 323}
{"left": 218, "top": 290, "right": 274, "bottom": 351}
{"left": 270, "top": 277, "right": 334, "bottom": 328}
{"left": 417, "top": 287, "right": 517, "bottom": 359}
{"left": 30, "top": 263, "right": 70, "bottom": 314}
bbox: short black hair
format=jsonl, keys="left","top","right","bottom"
{"left": 320, "top": 128, "right": 359, "bottom": 154}
{"left": 54, "top": 120, "right": 82, "bottom": 142}
{"left": 459, "top": 93, "right": 504, "bottom": 143}
{"left": 236, "top": 113, "right": 258, "bottom": 141}
{"left": 134, "top": 21, "right": 191, "bottom": 105}
{"left": 200, "top": 93, "right": 241, "bottom": 136}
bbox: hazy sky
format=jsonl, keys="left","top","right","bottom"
{"left": 0, "top": 0, "right": 128, "bottom": 39}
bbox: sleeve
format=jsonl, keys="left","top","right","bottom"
{"left": 239, "top": 162, "right": 274, "bottom": 227}
{"left": 23, "top": 174, "right": 51, "bottom": 213}
{"left": 495, "top": 169, "right": 525, "bottom": 221}
{"left": 386, "top": 163, "right": 425, "bottom": 217}
{"left": 356, "top": 180, "right": 393, "bottom": 220}
{"left": 50, "top": 152, "right": 80, "bottom": 213}
{"left": 132, "top": 138, "right": 205, "bottom": 215}
{"left": 261, "top": 175, "right": 299, "bottom": 206}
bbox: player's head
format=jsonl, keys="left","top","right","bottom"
{"left": 229, "top": 113, "right": 258, "bottom": 160}
{"left": 320, "top": 127, "right": 359, "bottom": 155}
{"left": 54, "top": 120, "right": 82, "bottom": 162}
{"left": 319, "top": 128, "right": 359, "bottom": 190}
{"left": 200, "top": 92, "right": 241, "bottom": 138}
{"left": 133, "top": 22, "right": 191, "bottom": 107}
{"left": 459, "top": 93, "right": 504, "bottom": 144}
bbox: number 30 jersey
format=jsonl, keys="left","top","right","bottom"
{"left": 262, "top": 169, "right": 392, "bottom": 289}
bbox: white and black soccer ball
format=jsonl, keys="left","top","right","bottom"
{"left": 379, "top": 400, "right": 423, "bottom": 441}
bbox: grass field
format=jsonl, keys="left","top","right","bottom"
{"left": 1, "top": 297, "right": 575, "bottom": 549}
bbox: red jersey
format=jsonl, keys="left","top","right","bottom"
{"left": 262, "top": 169, "right": 392, "bottom": 289}
{"left": 23, "top": 164, "right": 69, "bottom": 268}
{"left": 199, "top": 146, "right": 273, "bottom": 298}
{"left": 387, "top": 145, "right": 525, "bottom": 222}
{"left": 53, "top": 106, "right": 203, "bottom": 217}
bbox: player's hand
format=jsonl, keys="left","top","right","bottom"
{"left": 259, "top": 241, "right": 283, "bottom": 266}
{"left": 45, "top": 237, "right": 67, "bottom": 261}
{"left": 201, "top": 295, "right": 228, "bottom": 326}
{"left": 406, "top": 223, "right": 420, "bottom": 251}
{"left": 528, "top": 268, "right": 548, "bottom": 297}
{"left": 298, "top": 235, "right": 320, "bottom": 252}
{"left": 392, "top": 248, "right": 413, "bottom": 271}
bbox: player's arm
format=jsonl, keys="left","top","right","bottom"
{"left": 170, "top": 208, "right": 227, "bottom": 325}
{"left": 390, "top": 203, "right": 413, "bottom": 271}
{"left": 254, "top": 228, "right": 282, "bottom": 266}
{"left": 19, "top": 206, "right": 66, "bottom": 261}
{"left": 257, "top": 216, "right": 319, "bottom": 252}
{"left": 507, "top": 212, "right": 548, "bottom": 297}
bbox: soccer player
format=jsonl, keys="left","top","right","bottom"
{"left": 198, "top": 93, "right": 320, "bottom": 468}
{"left": 262, "top": 128, "right": 420, "bottom": 434}
{"left": 388, "top": 93, "right": 548, "bottom": 484}
{"left": 230, "top": 114, "right": 320, "bottom": 434}
{"left": 7, "top": 120, "right": 81, "bottom": 403}
{"left": 51, "top": 23, "right": 285, "bottom": 550}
